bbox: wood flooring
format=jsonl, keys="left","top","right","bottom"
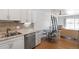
{"left": 35, "top": 38, "right": 79, "bottom": 49}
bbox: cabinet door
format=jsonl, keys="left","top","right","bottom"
{"left": 0, "top": 42, "right": 13, "bottom": 49}
{"left": 27, "top": 9, "right": 32, "bottom": 22}
{"left": 35, "top": 31, "right": 43, "bottom": 46}
{"left": 31, "top": 9, "right": 51, "bottom": 31}
{"left": 0, "top": 45, "right": 9, "bottom": 49}
{"left": 9, "top": 9, "right": 21, "bottom": 20}
{"left": 20, "top": 9, "right": 27, "bottom": 23}
{"left": 0, "top": 9, "right": 8, "bottom": 20}
{"left": 11, "top": 36, "right": 24, "bottom": 49}
{"left": 21, "top": 9, "right": 32, "bottom": 23}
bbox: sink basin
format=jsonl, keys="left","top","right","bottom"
{"left": 2, "top": 32, "right": 22, "bottom": 38}
{"left": 0, "top": 32, "right": 22, "bottom": 38}
{"left": 4, "top": 32, "right": 22, "bottom": 37}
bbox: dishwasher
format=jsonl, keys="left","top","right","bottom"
{"left": 24, "top": 32, "right": 35, "bottom": 49}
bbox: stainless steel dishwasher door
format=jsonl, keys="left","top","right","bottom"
{"left": 24, "top": 32, "right": 35, "bottom": 49}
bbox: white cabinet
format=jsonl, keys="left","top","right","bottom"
{"left": 0, "top": 42, "right": 13, "bottom": 49}
{"left": 0, "top": 9, "right": 8, "bottom": 20}
{"left": 9, "top": 9, "right": 21, "bottom": 20}
{"left": 0, "top": 36, "right": 24, "bottom": 49}
{"left": 20, "top": 9, "right": 32, "bottom": 23}
{"left": 0, "top": 44, "right": 10, "bottom": 49}
{"left": 31, "top": 9, "right": 51, "bottom": 46}
{"left": 9, "top": 9, "right": 32, "bottom": 23}
{"left": 11, "top": 36, "right": 24, "bottom": 49}
{"left": 0, "top": 9, "right": 22, "bottom": 21}
{"left": 27, "top": 9, "right": 32, "bottom": 22}
{"left": 0, "top": 9, "right": 32, "bottom": 23}
{"left": 0, "top": 9, "right": 21, "bottom": 20}
{"left": 31, "top": 9, "right": 51, "bottom": 31}
{"left": 35, "top": 31, "right": 43, "bottom": 46}
{"left": 0, "top": 40, "right": 14, "bottom": 49}
{"left": 20, "top": 9, "right": 27, "bottom": 23}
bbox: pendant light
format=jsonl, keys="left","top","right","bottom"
{"left": 59, "top": 10, "right": 62, "bottom": 15}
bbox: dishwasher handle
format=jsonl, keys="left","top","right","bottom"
{"left": 24, "top": 33, "right": 35, "bottom": 37}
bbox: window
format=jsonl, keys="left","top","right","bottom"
{"left": 75, "top": 19, "right": 79, "bottom": 30}
{"left": 65, "top": 17, "right": 79, "bottom": 30}
{"left": 65, "top": 18, "right": 74, "bottom": 30}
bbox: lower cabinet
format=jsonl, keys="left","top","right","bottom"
{"left": 11, "top": 36, "right": 24, "bottom": 49}
{"left": 0, "top": 31, "right": 43, "bottom": 49}
{"left": 35, "top": 31, "right": 43, "bottom": 46}
{"left": 0, "top": 30, "right": 43, "bottom": 49}
{"left": 0, "top": 41, "right": 13, "bottom": 49}
{"left": 0, "top": 36, "right": 24, "bottom": 49}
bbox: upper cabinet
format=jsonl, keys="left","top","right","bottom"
{"left": 31, "top": 9, "right": 51, "bottom": 31}
{"left": 0, "top": 9, "right": 32, "bottom": 23}
{"left": 0, "top": 9, "right": 8, "bottom": 20}
{"left": 51, "top": 9, "right": 60, "bottom": 16}
{"left": 20, "top": 9, "right": 32, "bottom": 23}
{"left": 9, "top": 9, "right": 32, "bottom": 23}
{"left": 9, "top": 9, "right": 21, "bottom": 20}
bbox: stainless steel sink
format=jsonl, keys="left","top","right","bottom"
{"left": 0, "top": 32, "right": 22, "bottom": 38}
{"left": 4, "top": 32, "right": 22, "bottom": 37}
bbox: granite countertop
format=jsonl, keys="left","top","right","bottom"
{"left": 0, "top": 28, "right": 35, "bottom": 42}
{"left": 18, "top": 28, "right": 35, "bottom": 35}
{"left": 0, "top": 27, "right": 44, "bottom": 42}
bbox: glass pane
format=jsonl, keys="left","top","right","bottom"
{"left": 65, "top": 18, "right": 74, "bottom": 30}
{"left": 75, "top": 19, "right": 79, "bottom": 30}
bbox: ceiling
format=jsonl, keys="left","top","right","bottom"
{"left": 51, "top": 9, "right": 79, "bottom": 15}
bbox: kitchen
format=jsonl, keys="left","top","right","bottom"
{"left": 0, "top": 9, "right": 51, "bottom": 49}
{"left": 0, "top": 9, "right": 79, "bottom": 49}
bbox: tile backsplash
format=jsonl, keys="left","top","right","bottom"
{"left": 0, "top": 22, "right": 23, "bottom": 32}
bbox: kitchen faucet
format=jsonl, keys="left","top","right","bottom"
{"left": 6, "top": 28, "right": 11, "bottom": 37}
